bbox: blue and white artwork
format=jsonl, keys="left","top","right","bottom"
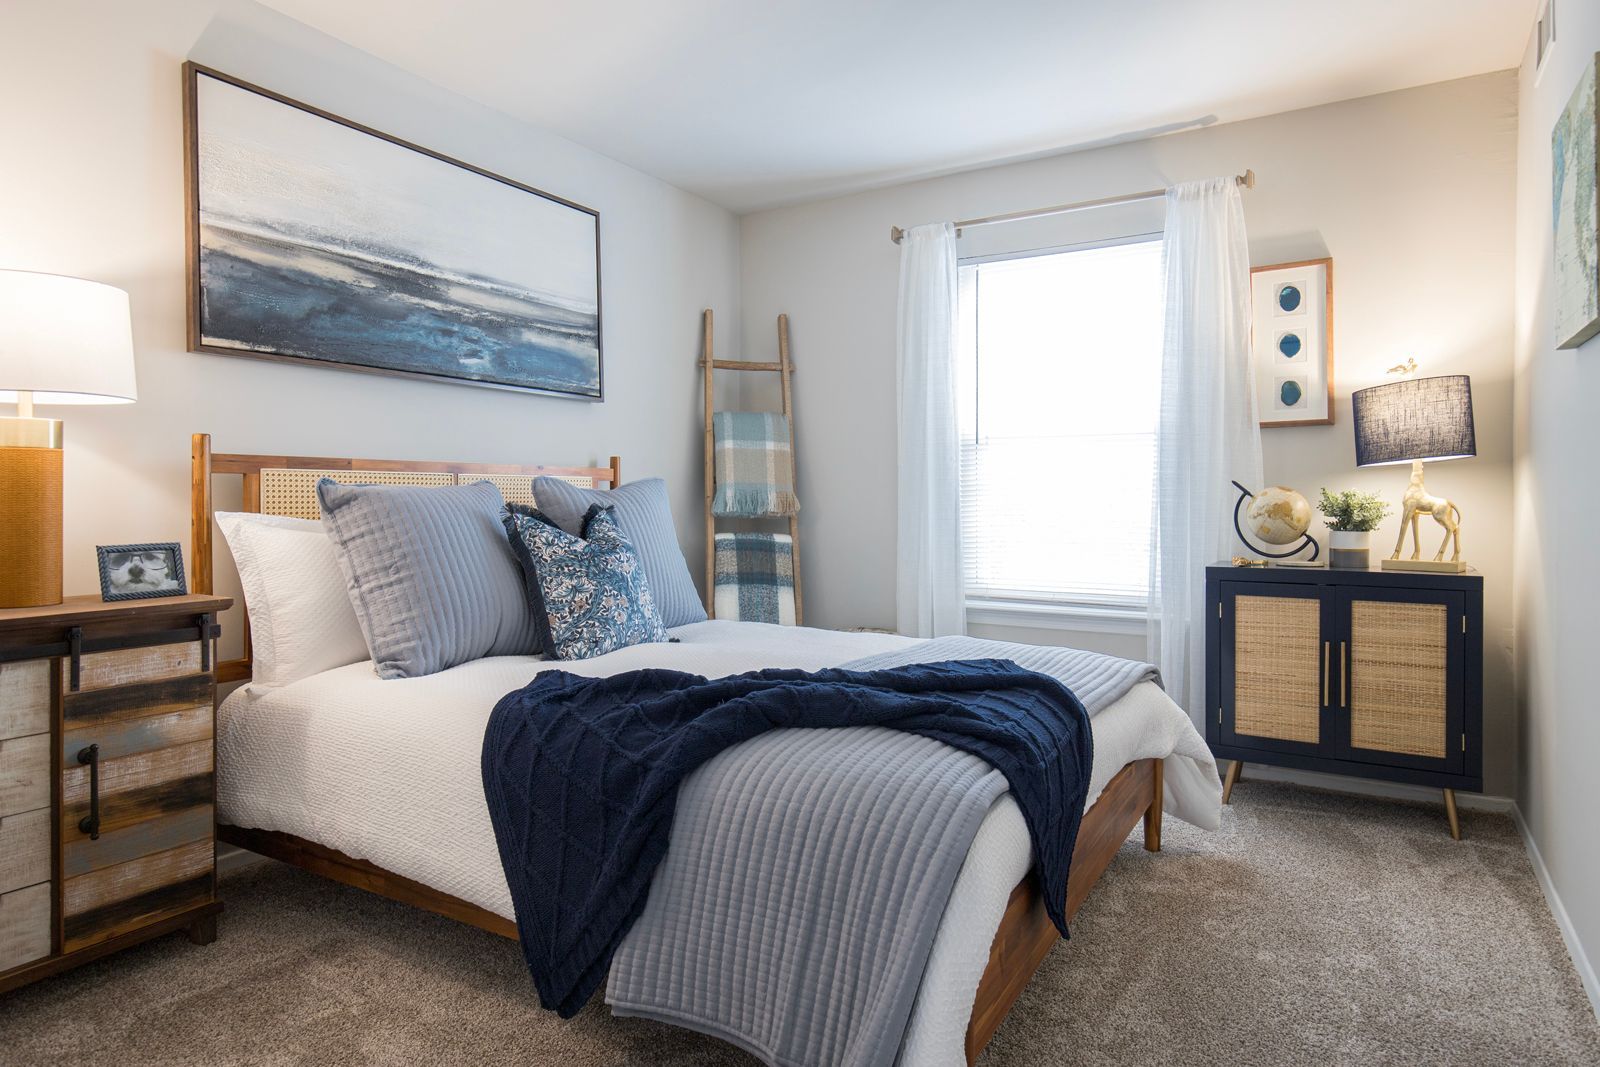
{"left": 1250, "top": 259, "right": 1332, "bottom": 427}
{"left": 1553, "top": 55, "right": 1599, "bottom": 350}
{"left": 187, "top": 66, "right": 602, "bottom": 398}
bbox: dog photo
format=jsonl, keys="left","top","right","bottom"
{"left": 97, "top": 543, "right": 188, "bottom": 601}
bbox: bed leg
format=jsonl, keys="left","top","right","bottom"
{"left": 1143, "top": 759, "right": 1163, "bottom": 852}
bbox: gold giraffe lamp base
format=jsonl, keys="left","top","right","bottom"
{"left": 1383, "top": 459, "right": 1468, "bottom": 572}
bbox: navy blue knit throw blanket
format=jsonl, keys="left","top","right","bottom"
{"left": 481, "top": 659, "right": 1093, "bottom": 1017}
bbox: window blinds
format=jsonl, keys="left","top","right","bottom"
{"left": 957, "top": 237, "right": 1164, "bottom": 607}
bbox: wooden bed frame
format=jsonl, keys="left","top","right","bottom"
{"left": 189, "top": 432, "right": 1163, "bottom": 1065}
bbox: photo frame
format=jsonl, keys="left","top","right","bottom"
{"left": 183, "top": 63, "right": 604, "bottom": 399}
{"left": 1250, "top": 258, "right": 1333, "bottom": 427}
{"left": 97, "top": 543, "right": 188, "bottom": 602}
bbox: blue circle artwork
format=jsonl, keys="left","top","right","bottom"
{"left": 1280, "top": 379, "right": 1304, "bottom": 407}
{"left": 1278, "top": 332, "right": 1302, "bottom": 358}
{"left": 1278, "top": 285, "right": 1302, "bottom": 312}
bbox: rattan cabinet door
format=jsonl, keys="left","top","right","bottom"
{"left": 1219, "top": 584, "right": 1330, "bottom": 755}
{"left": 1337, "top": 588, "right": 1464, "bottom": 774}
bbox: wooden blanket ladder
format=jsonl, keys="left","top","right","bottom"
{"left": 700, "top": 308, "right": 802, "bottom": 624}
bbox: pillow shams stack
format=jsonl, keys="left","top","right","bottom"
{"left": 503, "top": 504, "right": 667, "bottom": 660}
{"left": 217, "top": 474, "right": 696, "bottom": 680}
{"left": 317, "top": 479, "right": 539, "bottom": 679}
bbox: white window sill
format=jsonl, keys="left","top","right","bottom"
{"left": 965, "top": 597, "right": 1148, "bottom": 636}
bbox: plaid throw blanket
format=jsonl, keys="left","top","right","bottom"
{"left": 714, "top": 532, "right": 795, "bottom": 624}
{"left": 711, "top": 412, "right": 799, "bottom": 518}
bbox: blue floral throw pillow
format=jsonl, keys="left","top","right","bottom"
{"left": 503, "top": 503, "right": 668, "bottom": 660}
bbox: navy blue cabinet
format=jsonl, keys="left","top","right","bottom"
{"left": 1205, "top": 564, "right": 1483, "bottom": 837}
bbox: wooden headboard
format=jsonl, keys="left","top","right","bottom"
{"left": 189, "top": 432, "right": 621, "bottom": 684}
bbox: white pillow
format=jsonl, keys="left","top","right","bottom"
{"left": 215, "top": 511, "right": 371, "bottom": 687}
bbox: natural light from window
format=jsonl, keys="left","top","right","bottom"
{"left": 957, "top": 236, "right": 1164, "bottom": 611}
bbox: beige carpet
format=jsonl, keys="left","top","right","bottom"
{"left": 3, "top": 781, "right": 1597, "bottom": 1066}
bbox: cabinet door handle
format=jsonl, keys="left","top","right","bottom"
{"left": 1339, "top": 641, "right": 1348, "bottom": 708}
{"left": 1323, "top": 642, "right": 1331, "bottom": 706}
{"left": 77, "top": 743, "right": 101, "bottom": 840}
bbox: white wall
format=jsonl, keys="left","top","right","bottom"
{"left": 1512, "top": 2, "right": 1600, "bottom": 1009}
{"left": 740, "top": 73, "right": 1519, "bottom": 792}
{"left": 1, "top": 0, "right": 740, "bottom": 635}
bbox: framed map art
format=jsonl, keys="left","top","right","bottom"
{"left": 1250, "top": 258, "right": 1333, "bottom": 427}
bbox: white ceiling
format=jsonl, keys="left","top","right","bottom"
{"left": 257, "top": 0, "right": 1534, "bottom": 213}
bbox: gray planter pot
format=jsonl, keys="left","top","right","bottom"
{"left": 1329, "top": 529, "right": 1372, "bottom": 570}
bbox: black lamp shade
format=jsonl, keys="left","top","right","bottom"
{"left": 1351, "top": 374, "right": 1475, "bottom": 467}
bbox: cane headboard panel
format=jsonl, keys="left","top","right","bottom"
{"left": 259, "top": 469, "right": 457, "bottom": 519}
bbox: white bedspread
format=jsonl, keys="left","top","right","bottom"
{"left": 217, "top": 620, "right": 1219, "bottom": 1065}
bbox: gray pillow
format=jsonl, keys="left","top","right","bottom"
{"left": 317, "top": 478, "right": 539, "bottom": 678}
{"left": 530, "top": 476, "right": 707, "bottom": 628}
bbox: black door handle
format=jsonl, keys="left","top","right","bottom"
{"left": 77, "top": 743, "right": 100, "bottom": 840}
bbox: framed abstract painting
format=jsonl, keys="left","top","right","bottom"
{"left": 183, "top": 63, "right": 603, "bottom": 399}
{"left": 1250, "top": 258, "right": 1333, "bottom": 427}
{"left": 1553, "top": 54, "right": 1599, "bottom": 351}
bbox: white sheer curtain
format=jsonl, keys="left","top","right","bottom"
{"left": 896, "top": 222, "right": 965, "bottom": 637}
{"left": 1149, "top": 178, "right": 1262, "bottom": 724}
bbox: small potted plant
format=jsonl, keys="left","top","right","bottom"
{"left": 1317, "top": 488, "right": 1390, "bottom": 569}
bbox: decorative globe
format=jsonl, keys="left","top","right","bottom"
{"left": 1246, "top": 486, "right": 1312, "bottom": 546}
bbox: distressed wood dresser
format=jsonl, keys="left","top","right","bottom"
{"left": 0, "top": 593, "right": 230, "bottom": 994}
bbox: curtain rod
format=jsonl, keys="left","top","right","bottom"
{"left": 888, "top": 169, "right": 1255, "bottom": 245}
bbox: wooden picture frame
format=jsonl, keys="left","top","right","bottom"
{"left": 1250, "top": 258, "right": 1334, "bottom": 427}
{"left": 96, "top": 542, "right": 188, "bottom": 601}
{"left": 182, "top": 62, "right": 605, "bottom": 399}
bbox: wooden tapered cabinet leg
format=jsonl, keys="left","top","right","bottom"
{"left": 1443, "top": 788, "right": 1461, "bottom": 841}
{"left": 185, "top": 913, "right": 218, "bottom": 946}
{"left": 1143, "top": 759, "right": 1164, "bottom": 852}
{"left": 1222, "top": 759, "right": 1243, "bottom": 804}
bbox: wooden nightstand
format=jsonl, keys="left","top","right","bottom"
{"left": 0, "top": 593, "right": 230, "bottom": 994}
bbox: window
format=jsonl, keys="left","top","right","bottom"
{"left": 957, "top": 236, "right": 1164, "bottom": 615}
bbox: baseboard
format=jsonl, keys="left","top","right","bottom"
{"left": 1226, "top": 761, "right": 1515, "bottom": 812}
{"left": 1511, "top": 805, "right": 1600, "bottom": 1022}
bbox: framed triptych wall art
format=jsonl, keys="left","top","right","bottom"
{"left": 1250, "top": 258, "right": 1333, "bottom": 427}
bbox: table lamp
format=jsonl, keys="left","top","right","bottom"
{"left": 0, "top": 270, "right": 138, "bottom": 607}
{"left": 1351, "top": 373, "right": 1475, "bottom": 573}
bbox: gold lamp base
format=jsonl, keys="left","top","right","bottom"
{"left": 0, "top": 417, "right": 64, "bottom": 608}
{"left": 1382, "top": 460, "right": 1467, "bottom": 575}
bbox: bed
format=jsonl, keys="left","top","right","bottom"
{"left": 188, "top": 433, "right": 1221, "bottom": 1065}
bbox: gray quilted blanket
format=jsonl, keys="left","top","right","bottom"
{"left": 604, "top": 637, "right": 1158, "bottom": 1067}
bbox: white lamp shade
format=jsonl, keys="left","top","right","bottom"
{"left": 0, "top": 269, "right": 137, "bottom": 404}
